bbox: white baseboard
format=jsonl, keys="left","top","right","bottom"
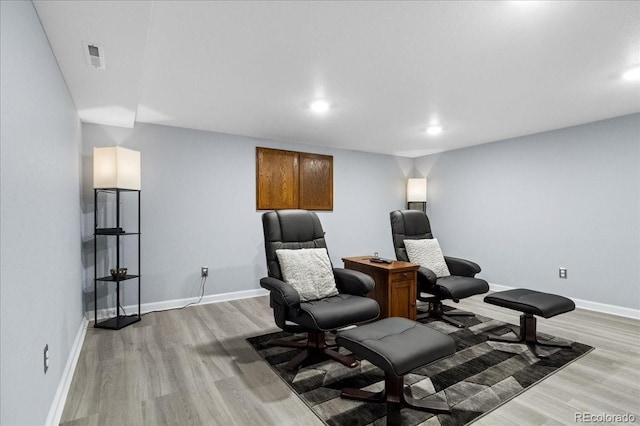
{"left": 45, "top": 317, "right": 89, "bottom": 426}
{"left": 570, "top": 298, "right": 640, "bottom": 320}
{"left": 488, "top": 283, "right": 640, "bottom": 320}
{"left": 86, "top": 288, "right": 270, "bottom": 321}
{"left": 487, "top": 283, "right": 515, "bottom": 292}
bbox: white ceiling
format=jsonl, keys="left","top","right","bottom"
{"left": 34, "top": 1, "right": 640, "bottom": 157}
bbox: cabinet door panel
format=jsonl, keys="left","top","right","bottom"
{"left": 256, "top": 148, "right": 299, "bottom": 210}
{"left": 299, "top": 153, "right": 333, "bottom": 210}
{"left": 389, "top": 281, "right": 416, "bottom": 320}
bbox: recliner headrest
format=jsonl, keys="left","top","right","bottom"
{"left": 400, "top": 210, "right": 431, "bottom": 236}
{"left": 276, "top": 210, "right": 324, "bottom": 242}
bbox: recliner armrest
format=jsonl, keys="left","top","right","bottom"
{"left": 417, "top": 266, "right": 437, "bottom": 287}
{"left": 260, "top": 276, "right": 301, "bottom": 308}
{"left": 444, "top": 256, "right": 481, "bottom": 277}
{"left": 333, "top": 268, "right": 375, "bottom": 296}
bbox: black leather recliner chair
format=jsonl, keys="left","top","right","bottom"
{"left": 390, "top": 210, "right": 489, "bottom": 328}
{"left": 260, "top": 209, "right": 380, "bottom": 371}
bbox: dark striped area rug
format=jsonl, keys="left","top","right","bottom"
{"left": 247, "top": 309, "right": 593, "bottom": 426}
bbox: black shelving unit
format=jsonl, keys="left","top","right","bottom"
{"left": 94, "top": 188, "right": 141, "bottom": 330}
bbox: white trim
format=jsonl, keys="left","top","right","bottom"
{"left": 45, "top": 317, "right": 89, "bottom": 426}
{"left": 487, "top": 283, "right": 514, "bottom": 293}
{"left": 86, "top": 288, "right": 270, "bottom": 321}
{"left": 488, "top": 283, "right": 640, "bottom": 320}
{"left": 570, "top": 298, "right": 640, "bottom": 320}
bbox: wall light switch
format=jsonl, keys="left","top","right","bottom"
{"left": 559, "top": 268, "right": 567, "bottom": 279}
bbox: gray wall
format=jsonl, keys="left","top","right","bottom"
{"left": 0, "top": 1, "right": 84, "bottom": 425}
{"left": 82, "top": 123, "right": 412, "bottom": 310}
{"left": 414, "top": 114, "right": 640, "bottom": 310}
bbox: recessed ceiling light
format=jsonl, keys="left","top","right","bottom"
{"left": 622, "top": 66, "right": 640, "bottom": 81}
{"left": 310, "top": 100, "right": 330, "bottom": 114}
{"left": 426, "top": 125, "right": 443, "bottom": 135}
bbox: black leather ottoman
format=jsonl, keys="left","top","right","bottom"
{"left": 484, "top": 288, "right": 575, "bottom": 358}
{"left": 336, "top": 317, "right": 455, "bottom": 425}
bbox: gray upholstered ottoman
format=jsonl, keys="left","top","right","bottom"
{"left": 336, "top": 317, "right": 455, "bottom": 424}
{"left": 484, "top": 288, "right": 575, "bottom": 358}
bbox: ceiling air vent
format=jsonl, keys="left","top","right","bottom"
{"left": 82, "top": 41, "right": 105, "bottom": 69}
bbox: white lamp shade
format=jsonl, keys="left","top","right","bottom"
{"left": 93, "top": 147, "right": 141, "bottom": 190}
{"left": 407, "top": 178, "right": 427, "bottom": 202}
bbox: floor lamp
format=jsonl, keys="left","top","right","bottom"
{"left": 407, "top": 178, "right": 427, "bottom": 213}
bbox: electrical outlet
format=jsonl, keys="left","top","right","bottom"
{"left": 44, "top": 344, "right": 49, "bottom": 374}
{"left": 559, "top": 267, "right": 567, "bottom": 279}
{"left": 201, "top": 267, "right": 208, "bottom": 277}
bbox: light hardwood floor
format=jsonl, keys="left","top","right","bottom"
{"left": 60, "top": 294, "right": 640, "bottom": 425}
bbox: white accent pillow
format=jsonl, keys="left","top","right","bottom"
{"left": 276, "top": 248, "right": 339, "bottom": 302}
{"left": 404, "top": 239, "right": 451, "bottom": 277}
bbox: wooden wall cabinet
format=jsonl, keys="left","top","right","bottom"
{"left": 256, "top": 147, "right": 333, "bottom": 210}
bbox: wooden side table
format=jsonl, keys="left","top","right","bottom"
{"left": 342, "top": 256, "right": 418, "bottom": 320}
